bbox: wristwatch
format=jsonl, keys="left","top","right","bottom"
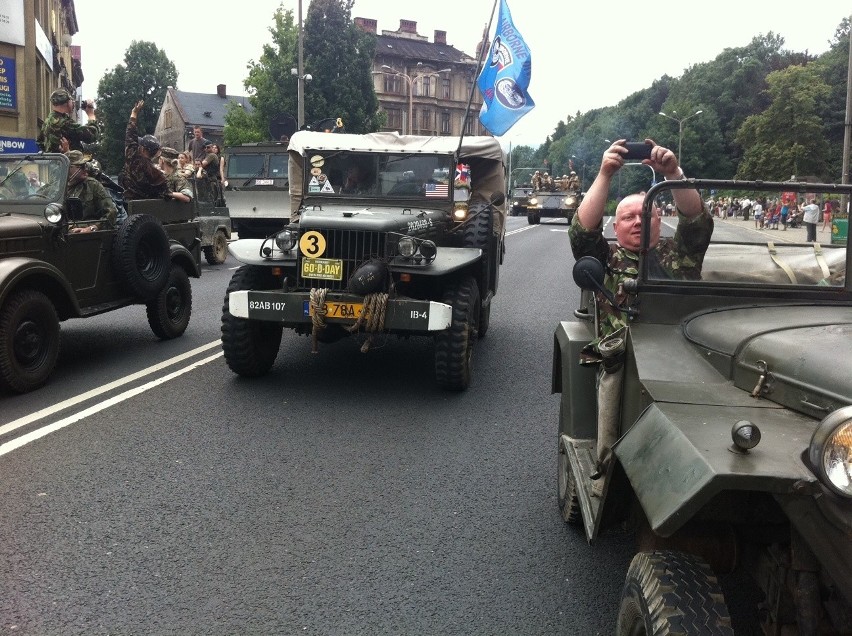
{"left": 664, "top": 168, "right": 686, "bottom": 181}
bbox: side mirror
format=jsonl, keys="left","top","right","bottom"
{"left": 573, "top": 255, "right": 605, "bottom": 291}
{"left": 66, "top": 197, "right": 84, "bottom": 222}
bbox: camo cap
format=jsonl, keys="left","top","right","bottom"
{"left": 50, "top": 88, "right": 74, "bottom": 105}
{"left": 66, "top": 150, "right": 87, "bottom": 165}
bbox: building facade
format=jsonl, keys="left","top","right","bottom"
{"left": 356, "top": 18, "right": 487, "bottom": 137}
{"left": 0, "top": 0, "right": 83, "bottom": 153}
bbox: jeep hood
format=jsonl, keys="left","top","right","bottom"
{"left": 634, "top": 305, "right": 852, "bottom": 415}
{"left": 0, "top": 213, "right": 45, "bottom": 240}
{"left": 297, "top": 203, "right": 447, "bottom": 234}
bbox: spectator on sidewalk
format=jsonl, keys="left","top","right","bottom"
{"left": 822, "top": 200, "right": 833, "bottom": 232}
{"left": 802, "top": 197, "right": 820, "bottom": 242}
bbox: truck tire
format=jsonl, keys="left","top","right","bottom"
{"left": 113, "top": 213, "right": 170, "bottom": 301}
{"left": 221, "top": 265, "right": 283, "bottom": 377}
{"left": 0, "top": 290, "right": 60, "bottom": 393}
{"left": 203, "top": 230, "right": 228, "bottom": 265}
{"left": 146, "top": 265, "right": 192, "bottom": 340}
{"left": 434, "top": 275, "right": 479, "bottom": 391}
{"left": 462, "top": 210, "right": 493, "bottom": 338}
{"left": 616, "top": 551, "right": 734, "bottom": 636}
{"left": 557, "top": 434, "right": 581, "bottom": 525}
{"left": 527, "top": 213, "right": 539, "bottom": 225}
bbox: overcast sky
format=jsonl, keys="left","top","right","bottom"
{"left": 73, "top": 0, "right": 850, "bottom": 147}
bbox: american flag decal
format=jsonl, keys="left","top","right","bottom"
{"left": 425, "top": 183, "right": 449, "bottom": 197}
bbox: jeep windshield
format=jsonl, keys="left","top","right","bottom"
{"left": 639, "top": 180, "right": 850, "bottom": 291}
{"left": 302, "top": 151, "right": 454, "bottom": 201}
{"left": 0, "top": 155, "right": 67, "bottom": 208}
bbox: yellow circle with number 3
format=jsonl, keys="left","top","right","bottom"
{"left": 299, "top": 230, "right": 327, "bottom": 258}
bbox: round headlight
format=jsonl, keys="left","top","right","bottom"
{"left": 418, "top": 240, "right": 437, "bottom": 262}
{"left": 453, "top": 203, "right": 469, "bottom": 222}
{"left": 274, "top": 229, "right": 296, "bottom": 252}
{"left": 529, "top": 197, "right": 538, "bottom": 205}
{"left": 809, "top": 406, "right": 852, "bottom": 497}
{"left": 397, "top": 236, "right": 416, "bottom": 258}
{"left": 44, "top": 203, "right": 63, "bottom": 224}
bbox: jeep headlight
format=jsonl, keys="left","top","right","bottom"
{"left": 809, "top": 405, "right": 852, "bottom": 497}
{"left": 453, "top": 202, "right": 469, "bottom": 222}
{"left": 274, "top": 229, "right": 296, "bottom": 252}
{"left": 44, "top": 203, "right": 63, "bottom": 225}
{"left": 397, "top": 236, "right": 417, "bottom": 257}
{"left": 528, "top": 197, "right": 538, "bottom": 206}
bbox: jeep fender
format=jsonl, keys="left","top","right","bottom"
{"left": 0, "top": 256, "right": 80, "bottom": 319}
{"left": 613, "top": 401, "right": 821, "bottom": 538}
{"left": 169, "top": 241, "right": 201, "bottom": 278}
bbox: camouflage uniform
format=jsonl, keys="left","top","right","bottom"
{"left": 166, "top": 171, "right": 193, "bottom": 199}
{"left": 568, "top": 210, "right": 713, "bottom": 362}
{"left": 39, "top": 111, "right": 100, "bottom": 153}
{"left": 566, "top": 173, "right": 581, "bottom": 193}
{"left": 119, "top": 117, "right": 168, "bottom": 200}
{"left": 67, "top": 177, "right": 117, "bottom": 227}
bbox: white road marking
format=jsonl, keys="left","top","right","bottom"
{"left": 0, "top": 341, "right": 221, "bottom": 437}
{"left": 0, "top": 352, "right": 224, "bottom": 457}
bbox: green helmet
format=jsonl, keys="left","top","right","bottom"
{"left": 50, "top": 88, "right": 73, "bottom": 105}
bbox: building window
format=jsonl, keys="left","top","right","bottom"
{"left": 441, "top": 112, "right": 451, "bottom": 134}
{"left": 164, "top": 109, "right": 173, "bottom": 129}
{"left": 421, "top": 109, "right": 431, "bottom": 133}
{"left": 422, "top": 76, "right": 433, "bottom": 98}
{"left": 464, "top": 114, "right": 475, "bottom": 135}
{"left": 442, "top": 77, "right": 451, "bottom": 100}
{"left": 384, "top": 75, "right": 403, "bottom": 94}
{"left": 386, "top": 108, "right": 402, "bottom": 130}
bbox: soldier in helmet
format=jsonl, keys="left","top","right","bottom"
{"left": 119, "top": 100, "right": 168, "bottom": 200}
{"left": 567, "top": 170, "right": 581, "bottom": 193}
{"left": 39, "top": 88, "right": 99, "bottom": 153}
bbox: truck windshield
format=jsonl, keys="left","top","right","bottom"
{"left": 304, "top": 151, "right": 454, "bottom": 200}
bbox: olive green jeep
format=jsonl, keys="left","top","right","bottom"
{"left": 553, "top": 179, "right": 851, "bottom": 634}
{"left": 0, "top": 153, "right": 201, "bottom": 394}
{"left": 221, "top": 131, "right": 506, "bottom": 390}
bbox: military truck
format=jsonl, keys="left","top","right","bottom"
{"left": 509, "top": 184, "right": 532, "bottom": 216}
{"left": 191, "top": 175, "right": 232, "bottom": 264}
{"left": 0, "top": 153, "right": 201, "bottom": 394}
{"left": 221, "top": 131, "right": 506, "bottom": 390}
{"left": 553, "top": 178, "right": 851, "bottom": 633}
{"left": 525, "top": 189, "right": 580, "bottom": 225}
{"left": 223, "top": 142, "right": 290, "bottom": 239}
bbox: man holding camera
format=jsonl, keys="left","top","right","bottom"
{"left": 39, "top": 88, "right": 99, "bottom": 153}
{"left": 568, "top": 139, "right": 712, "bottom": 491}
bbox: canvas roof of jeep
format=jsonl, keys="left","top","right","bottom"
{"left": 286, "top": 131, "right": 504, "bottom": 161}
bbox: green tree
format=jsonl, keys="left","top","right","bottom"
{"left": 303, "top": 0, "right": 381, "bottom": 132}
{"left": 96, "top": 41, "right": 177, "bottom": 174}
{"left": 735, "top": 64, "right": 830, "bottom": 180}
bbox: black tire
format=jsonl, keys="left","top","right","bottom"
{"left": 112, "top": 213, "right": 170, "bottom": 301}
{"left": 434, "top": 275, "right": 479, "bottom": 391}
{"left": 146, "top": 265, "right": 192, "bottom": 340}
{"left": 557, "top": 435, "right": 581, "bottom": 525}
{"left": 203, "top": 230, "right": 228, "bottom": 265}
{"left": 616, "top": 551, "right": 734, "bottom": 636}
{"left": 221, "top": 266, "right": 283, "bottom": 377}
{"left": 462, "top": 210, "right": 494, "bottom": 338}
{"left": 0, "top": 290, "right": 60, "bottom": 393}
{"left": 527, "top": 213, "right": 539, "bottom": 225}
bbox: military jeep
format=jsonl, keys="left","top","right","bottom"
{"left": 553, "top": 179, "right": 851, "bottom": 634}
{"left": 0, "top": 153, "right": 201, "bottom": 394}
{"left": 221, "top": 131, "right": 506, "bottom": 390}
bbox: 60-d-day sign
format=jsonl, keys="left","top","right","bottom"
{"left": 0, "top": 56, "right": 16, "bottom": 110}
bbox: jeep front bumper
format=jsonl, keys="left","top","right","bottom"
{"left": 228, "top": 290, "right": 453, "bottom": 332}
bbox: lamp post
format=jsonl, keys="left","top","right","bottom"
{"left": 658, "top": 109, "right": 703, "bottom": 162}
{"left": 571, "top": 154, "right": 586, "bottom": 188}
{"left": 381, "top": 64, "right": 451, "bottom": 134}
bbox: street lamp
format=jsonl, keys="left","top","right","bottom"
{"left": 571, "top": 154, "right": 586, "bottom": 187}
{"left": 658, "top": 109, "right": 703, "bottom": 162}
{"left": 381, "top": 63, "right": 451, "bottom": 135}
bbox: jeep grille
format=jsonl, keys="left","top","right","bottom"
{"left": 296, "top": 228, "right": 387, "bottom": 291}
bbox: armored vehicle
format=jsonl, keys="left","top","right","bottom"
{"left": 223, "top": 142, "right": 290, "bottom": 239}
{"left": 553, "top": 178, "right": 851, "bottom": 634}
{"left": 221, "top": 131, "right": 506, "bottom": 390}
{"left": 0, "top": 153, "right": 200, "bottom": 394}
{"left": 525, "top": 189, "right": 580, "bottom": 225}
{"left": 509, "top": 184, "right": 532, "bottom": 216}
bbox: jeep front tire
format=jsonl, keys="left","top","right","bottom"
{"left": 0, "top": 290, "right": 61, "bottom": 393}
{"left": 203, "top": 229, "right": 228, "bottom": 265}
{"left": 221, "top": 266, "right": 283, "bottom": 377}
{"left": 434, "top": 275, "right": 480, "bottom": 391}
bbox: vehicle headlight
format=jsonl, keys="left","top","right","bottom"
{"left": 397, "top": 236, "right": 416, "bottom": 258}
{"left": 274, "top": 229, "right": 296, "bottom": 252}
{"left": 44, "top": 203, "right": 63, "bottom": 224}
{"left": 528, "top": 197, "right": 538, "bottom": 205}
{"left": 565, "top": 196, "right": 576, "bottom": 207}
{"left": 809, "top": 405, "right": 852, "bottom": 497}
{"left": 419, "top": 240, "right": 437, "bottom": 262}
{"left": 453, "top": 202, "right": 469, "bottom": 222}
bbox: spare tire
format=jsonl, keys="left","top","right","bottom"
{"left": 112, "top": 213, "right": 171, "bottom": 301}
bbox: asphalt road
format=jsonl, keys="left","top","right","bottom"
{"left": 0, "top": 216, "right": 634, "bottom": 635}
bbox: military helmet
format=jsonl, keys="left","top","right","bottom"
{"left": 50, "top": 88, "right": 73, "bottom": 105}
{"left": 66, "top": 150, "right": 87, "bottom": 165}
{"left": 138, "top": 134, "right": 161, "bottom": 154}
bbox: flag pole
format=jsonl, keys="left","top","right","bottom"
{"left": 457, "top": 0, "right": 500, "bottom": 155}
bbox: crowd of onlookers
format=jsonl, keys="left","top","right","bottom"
{"left": 705, "top": 194, "right": 834, "bottom": 242}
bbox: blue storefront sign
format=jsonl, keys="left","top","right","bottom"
{"left": 0, "top": 136, "right": 40, "bottom": 153}
{"left": 0, "top": 56, "right": 17, "bottom": 110}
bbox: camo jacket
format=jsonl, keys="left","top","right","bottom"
{"left": 67, "top": 177, "right": 117, "bottom": 227}
{"left": 166, "top": 171, "right": 193, "bottom": 198}
{"left": 119, "top": 118, "right": 168, "bottom": 200}
{"left": 568, "top": 210, "right": 713, "bottom": 363}
{"left": 39, "top": 111, "right": 100, "bottom": 153}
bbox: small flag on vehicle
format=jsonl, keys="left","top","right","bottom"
{"left": 425, "top": 183, "right": 449, "bottom": 197}
{"left": 476, "top": 0, "right": 534, "bottom": 136}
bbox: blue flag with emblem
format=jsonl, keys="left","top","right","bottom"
{"left": 476, "top": 0, "right": 534, "bottom": 136}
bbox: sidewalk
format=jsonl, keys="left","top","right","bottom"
{"left": 713, "top": 215, "right": 835, "bottom": 244}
